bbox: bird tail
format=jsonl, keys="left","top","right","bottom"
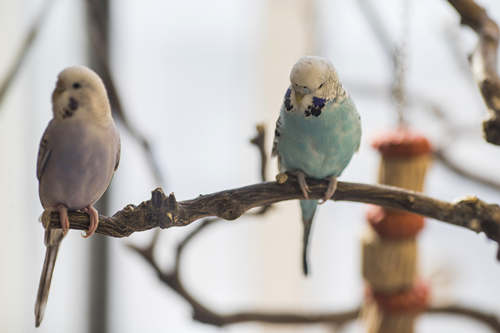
{"left": 300, "top": 199, "right": 318, "bottom": 276}
{"left": 35, "top": 228, "right": 65, "bottom": 327}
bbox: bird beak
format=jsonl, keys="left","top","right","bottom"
{"left": 295, "top": 91, "right": 304, "bottom": 104}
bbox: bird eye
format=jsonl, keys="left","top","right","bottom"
{"left": 318, "top": 82, "right": 325, "bottom": 89}
{"left": 72, "top": 82, "right": 81, "bottom": 89}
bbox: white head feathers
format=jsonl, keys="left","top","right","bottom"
{"left": 51, "top": 66, "right": 112, "bottom": 123}
{"left": 289, "top": 56, "right": 346, "bottom": 101}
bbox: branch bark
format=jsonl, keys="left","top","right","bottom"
{"left": 45, "top": 178, "right": 500, "bottom": 258}
{"left": 428, "top": 305, "right": 500, "bottom": 332}
{"left": 121, "top": 127, "right": 500, "bottom": 330}
{"left": 447, "top": 0, "right": 500, "bottom": 145}
{"left": 127, "top": 199, "right": 500, "bottom": 330}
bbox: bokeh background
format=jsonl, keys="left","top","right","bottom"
{"left": 1, "top": 0, "right": 500, "bottom": 332}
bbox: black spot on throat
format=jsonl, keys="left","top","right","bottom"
{"left": 69, "top": 97, "right": 79, "bottom": 110}
{"left": 304, "top": 96, "right": 327, "bottom": 117}
{"left": 61, "top": 97, "right": 79, "bottom": 119}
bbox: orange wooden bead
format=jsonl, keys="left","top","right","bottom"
{"left": 367, "top": 281, "right": 430, "bottom": 313}
{"left": 366, "top": 205, "right": 425, "bottom": 239}
{"left": 371, "top": 128, "right": 432, "bottom": 158}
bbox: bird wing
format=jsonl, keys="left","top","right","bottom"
{"left": 353, "top": 105, "right": 362, "bottom": 153}
{"left": 36, "top": 123, "right": 53, "bottom": 181}
{"left": 271, "top": 114, "right": 282, "bottom": 157}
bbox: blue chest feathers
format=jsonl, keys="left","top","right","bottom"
{"left": 277, "top": 97, "right": 361, "bottom": 179}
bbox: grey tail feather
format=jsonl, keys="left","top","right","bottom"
{"left": 300, "top": 200, "right": 318, "bottom": 277}
{"left": 302, "top": 220, "right": 313, "bottom": 276}
{"left": 35, "top": 228, "right": 64, "bottom": 327}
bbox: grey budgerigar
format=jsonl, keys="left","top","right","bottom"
{"left": 35, "top": 66, "right": 120, "bottom": 327}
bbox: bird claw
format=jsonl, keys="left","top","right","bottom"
{"left": 56, "top": 205, "right": 69, "bottom": 235}
{"left": 296, "top": 172, "right": 311, "bottom": 199}
{"left": 81, "top": 206, "right": 99, "bottom": 238}
{"left": 319, "top": 177, "right": 337, "bottom": 205}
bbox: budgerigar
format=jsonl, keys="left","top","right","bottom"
{"left": 272, "top": 56, "right": 361, "bottom": 276}
{"left": 35, "top": 66, "right": 120, "bottom": 326}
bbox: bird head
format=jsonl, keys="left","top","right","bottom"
{"left": 51, "top": 66, "right": 112, "bottom": 123}
{"left": 289, "top": 56, "right": 344, "bottom": 104}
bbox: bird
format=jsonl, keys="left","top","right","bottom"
{"left": 35, "top": 66, "right": 120, "bottom": 326}
{"left": 272, "top": 56, "right": 361, "bottom": 276}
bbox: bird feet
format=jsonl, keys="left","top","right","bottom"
{"left": 55, "top": 205, "right": 69, "bottom": 235}
{"left": 294, "top": 171, "right": 311, "bottom": 199}
{"left": 319, "top": 176, "right": 337, "bottom": 205}
{"left": 81, "top": 205, "right": 99, "bottom": 238}
{"left": 279, "top": 172, "right": 336, "bottom": 202}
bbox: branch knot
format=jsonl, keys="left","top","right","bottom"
{"left": 216, "top": 192, "right": 244, "bottom": 221}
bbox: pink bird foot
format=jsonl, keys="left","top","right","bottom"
{"left": 56, "top": 204, "right": 69, "bottom": 235}
{"left": 319, "top": 176, "right": 337, "bottom": 205}
{"left": 82, "top": 205, "right": 99, "bottom": 238}
{"left": 294, "top": 171, "right": 311, "bottom": 199}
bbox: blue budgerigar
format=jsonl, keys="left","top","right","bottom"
{"left": 272, "top": 56, "right": 361, "bottom": 276}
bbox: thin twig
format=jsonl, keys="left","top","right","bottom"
{"left": 428, "top": 304, "right": 500, "bottom": 332}
{"left": 356, "top": 0, "right": 396, "bottom": 63}
{"left": 86, "top": 0, "right": 166, "bottom": 185}
{"left": 128, "top": 220, "right": 500, "bottom": 329}
{"left": 125, "top": 127, "right": 500, "bottom": 329}
{"left": 128, "top": 237, "right": 361, "bottom": 327}
{"left": 347, "top": 79, "right": 500, "bottom": 192}
{"left": 447, "top": 0, "right": 500, "bottom": 145}
{"left": 434, "top": 150, "right": 500, "bottom": 192}
{"left": 250, "top": 124, "right": 268, "bottom": 183}
{"left": 127, "top": 125, "right": 298, "bottom": 327}
{"left": 357, "top": 0, "right": 411, "bottom": 126}
{"left": 0, "top": 0, "right": 57, "bottom": 106}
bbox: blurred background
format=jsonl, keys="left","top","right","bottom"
{"left": 1, "top": 0, "right": 500, "bottom": 332}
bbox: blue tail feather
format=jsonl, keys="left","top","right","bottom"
{"left": 300, "top": 199, "right": 318, "bottom": 276}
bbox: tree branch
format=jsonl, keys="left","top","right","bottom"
{"left": 46, "top": 179, "right": 500, "bottom": 258}
{"left": 86, "top": 0, "right": 166, "bottom": 185}
{"left": 127, "top": 199, "right": 500, "bottom": 329}
{"left": 128, "top": 219, "right": 360, "bottom": 327}
{"left": 434, "top": 150, "right": 500, "bottom": 192}
{"left": 447, "top": 0, "right": 500, "bottom": 145}
{"left": 122, "top": 127, "right": 500, "bottom": 330}
{"left": 428, "top": 305, "right": 500, "bottom": 332}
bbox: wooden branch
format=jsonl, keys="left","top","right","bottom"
{"left": 127, "top": 206, "right": 500, "bottom": 330}
{"left": 121, "top": 127, "right": 500, "bottom": 330}
{"left": 447, "top": 0, "right": 500, "bottom": 145}
{"left": 428, "top": 305, "right": 500, "bottom": 332}
{"left": 128, "top": 205, "right": 359, "bottom": 328}
{"left": 46, "top": 178, "right": 500, "bottom": 258}
{"left": 434, "top": 150, "right": 500, "bottom": 192}
{"left": 356, "top": 0, "right": 396, "bottom": 64}
{"left": 128, "top": 228, "right": 360, "bottom": 327}
{"left": 86, "top": 0, "right": 166, "bottom": 186}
